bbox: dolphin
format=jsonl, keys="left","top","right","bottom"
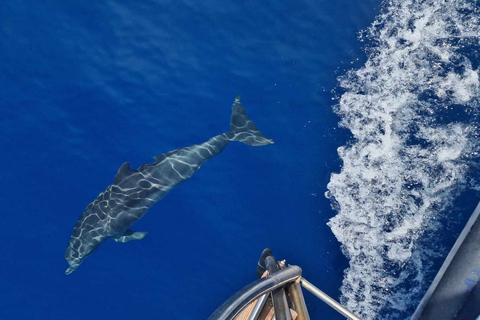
{"left": 65, "top": 96, "right": 274, "bottom": 275}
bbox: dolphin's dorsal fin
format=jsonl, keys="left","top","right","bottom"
{"left": 114, "top": 162, "right": 133, "bottom": 184}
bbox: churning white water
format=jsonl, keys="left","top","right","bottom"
{"left": 326, "top": 0, "right": 480, "bottom": 319}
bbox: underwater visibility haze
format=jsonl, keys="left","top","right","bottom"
{"left": 2, "top": 0, "right": 480, "bottom": 320}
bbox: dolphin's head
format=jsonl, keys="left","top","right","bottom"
{"left": 65, "top": 259, "right": 82, "bottom": 275}
{"left": 65, "top": 233, "right": 104, "bottom": 275}
{"left": 64, "top": 245, "right": 84, "bottom": 275}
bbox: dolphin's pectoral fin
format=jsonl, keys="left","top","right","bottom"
{"left": 115, "top": 230, "right": 148, "bottom": 243}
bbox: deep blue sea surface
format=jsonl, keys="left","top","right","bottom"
{"left": 3, "top": 1, "right": 480, "bottom": 320}
{"left": 0, "top": 1, "right": 382, "bottom": 319}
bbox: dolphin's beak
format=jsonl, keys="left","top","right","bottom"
{"left": 65, "top": 261, "right": 81, "bottom": 275}
{"left": 65, "top": 266, "right": 76, "bottom": 275}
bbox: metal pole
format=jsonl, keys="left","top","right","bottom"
{"left": 288, "top": 280, "right": 310, "bottom": 320}
{"left": 248, "top": 294, "right": 268, "bottom": 320}
{"left": 272, "top": 287, "right": 292, "bottom": 320}
{"left": 300, "top": 278, "right": 361, "bottom": 320}
{"left": 265, "top": 256, "right": 292, "bottom": 320}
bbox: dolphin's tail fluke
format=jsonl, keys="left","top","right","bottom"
{"left": 228, "top": 95, "right": 274, "bottom": 146}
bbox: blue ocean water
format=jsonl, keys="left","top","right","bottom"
{"left": 0, "top": 1, "right": 381, "bottom": 319}
{"left": 3, "top": 1, "right": 480, "bottom": 319}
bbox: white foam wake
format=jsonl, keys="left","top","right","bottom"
{"left": 326, "top": 1, "right": 480, "bottom": 319}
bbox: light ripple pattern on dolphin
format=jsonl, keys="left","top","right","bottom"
{"left": 65, "top": 95, "right": 273, "bottom": 275}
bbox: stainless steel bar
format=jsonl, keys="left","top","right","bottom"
{"left": 272, "top": 287, "right": 292, "bottom": 320}
{"left": 265, "top": 255, "right": 291, "bottom": 320}
{"left": 248, "top": 294, "right": 268, "bottom": 320}
{"left": 288, "top": 280, "right": 310, "bottom": 320}
{"left": 300, "top": 278, "right": 361, "bottom": 320}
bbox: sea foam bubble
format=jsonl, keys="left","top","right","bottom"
{"left": 327, "top": 0, "right": 480, "bottom": 319}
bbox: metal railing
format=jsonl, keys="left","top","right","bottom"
{"left": 209, "top": 259, "right": 361, "bottom": 320}
{"left": 300, "top": 278, "right": 360, "bottom": 320}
